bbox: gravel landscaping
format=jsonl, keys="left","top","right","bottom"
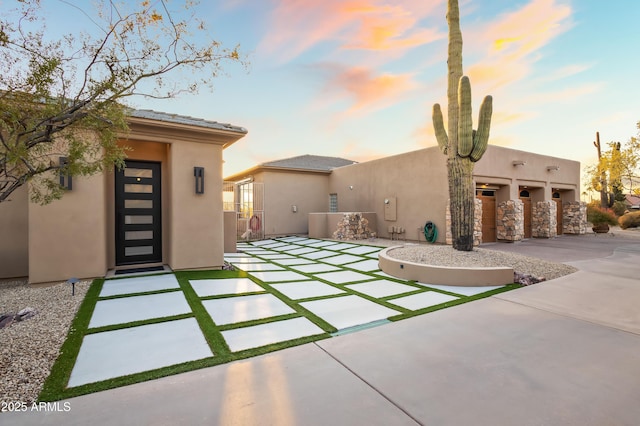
{"left": 0, "top": 278, "right": 90, "bottom": 405}
{"left": 387, "top": 245, "right": 577, "bottom": 280}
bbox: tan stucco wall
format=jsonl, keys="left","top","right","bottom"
{"left": 0, "top": 186, "right": 29, "bottom": 279}
{"left": 259, "top": 170, "right": 330, "bottom": 237}
{"left": 379, "top": 247, "right": 514, "bottom": 286}
{"left": 1, "top": 115, "right": 244, "bottom": 284}
{"left": 474, "top": 145, "right": 581, "bottom": 201}
{"left": 28, "top": 172, "right": 107, "bottom": 284}
{"left": 169, "top": 141, "right": 225, "bottom": 270}
{"left": 328, "top": 147, "right": 450, "bottom": 242}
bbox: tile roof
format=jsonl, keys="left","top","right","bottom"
{"left": 129, "top": 109, "right": 247, "bottom": 134}
{"left": 261, "top": 155, "right": 357, "bottom": 172}
{"left": 626, "top": 194, "right": 640, "bottom": 206}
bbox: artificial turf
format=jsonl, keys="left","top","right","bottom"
{"left": 39, "top": 238, "right": 520, "bottom": 402}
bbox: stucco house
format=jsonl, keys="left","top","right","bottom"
{"left": 0, "top": 110, "right": 247, "bottom": 284}
{"left": 225, "top": 145, "right": 587, "bottom": 244}
{"left": 224, "top": 155, "right": 357, "bottom": 240}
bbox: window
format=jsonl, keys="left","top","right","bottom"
{"left": 329, "top": 193, "right": 338, "bottom": 212}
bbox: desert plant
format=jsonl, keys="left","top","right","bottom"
{"left": 587, "top": 204, "right": 618, "bottom": 226}
{"left": 619, "top": 211, "right": 640, "bottom": 229}
{"left": 612, "top": 200, "right": 628, "bottom": 216}
{"left": 432, "top": 0, "right": 493, "bottom": 251}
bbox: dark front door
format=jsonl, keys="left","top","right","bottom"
{"left": 115, "top": 161, "right": 162, "bottom": 266}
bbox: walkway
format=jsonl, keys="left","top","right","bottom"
{"left": 51, "top": 237, "right": 508, "bottom": 389}
{"left": 3, "top": 234, "right": 640, "bottom": 425}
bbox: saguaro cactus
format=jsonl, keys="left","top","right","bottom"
{"left": 432, "top": 0, "right": 493, "bottom": 251}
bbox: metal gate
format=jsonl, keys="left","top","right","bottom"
{"left": 225, "top": 180, "right": 264, "bottom": 241}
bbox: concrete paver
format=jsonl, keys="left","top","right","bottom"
{"left": 344, "top": 280, "right": 418, "bottom": 298}
{"left": 300, "top": 294, "right": 401, "bottom": 329}
{"left": 189, "top": 278, "right": 264, "bottom": 297}
{"left": 313, "top": 270, "right": 375, "bottom": 284}
{"left": 68, "top": 318, "right": 212, "bottom": 388}
{"left": 88, "top": 291, "right": 191, "bottom": 328}
{"left": 249, "top": 270, "right": 310, "bottom": 282}
{"left": 201, "top": 293, "right": 295, "bottom": 325}
{"left": 387, "top": 290, "right": 459, "bottom": 310}
{"left": 221, "top": 317, "right": 325, "bottom": 352}
{"left": 270, "top": 281, "right": 346, "bottom": 299}
{"left": 99, "top": 274, "right": 179, "bottom": 297}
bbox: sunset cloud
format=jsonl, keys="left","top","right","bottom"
{"left": 258, "top": 0, "right": 443, "bottom": 62}
{"left": 321, "top": 65, "right": 420, "bottom": 113}
{"left": 464, "top": 0, "right": 573, "bottom": 90}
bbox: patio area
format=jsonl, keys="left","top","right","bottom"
{"left": 65, "top": 237, "right": 509, "bottom": 389}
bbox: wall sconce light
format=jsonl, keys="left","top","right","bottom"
{"left": 194, "top": 166, "right": 205, "bottom": 194}
{"left": 546, "top": 165, "right": 560, "bottom": 171}
{"left": 349, "top": 185, "right": 354, "bottom": 190}
{"left": 59, "top": 157, "right": 72, "bottom": 190}
{"left": 512, "top": 160, "right": 526, "bottom": 166}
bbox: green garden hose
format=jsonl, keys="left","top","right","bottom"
{"left": 424, "top": 221, "right": 438, "bottom": 243}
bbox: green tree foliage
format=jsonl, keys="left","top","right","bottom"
{"left": 586, "top": 123, "right": 640, "bottom": 207}
{"left": 0, "top": 0, "right": 245, "bottom": 204}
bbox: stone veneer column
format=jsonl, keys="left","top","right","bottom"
{"left": 445, "top": 198, "right": 482, "bottom": 246}
{"left": 474, "top": 198, "right": 482, "bottom": 246}
{"left": 496, "top": 199, "right": 524, "bottom": 241}
{"left": 563, "top": 201, "right": 587, "bottom": 234}
{"left": 332, "top": 213, "right": 372, "bottom": 240}
{"left": 532, "top": 201, "right": 557, "bottom": 238}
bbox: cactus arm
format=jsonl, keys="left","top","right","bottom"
{"left": 432, "top": 103, "right": 448, "bottom": 155}
{"left": 469, "top": 95, "right": 493, "bottom": 162}
{"left": 457, "top": 76, "right": 473, "bottom": 157}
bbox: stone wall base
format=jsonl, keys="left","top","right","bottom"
{"left": 497, "top": 199, "right": 524, "bottom": 241}
{"left": 563, "top": 201, "right": 587, "bottom": 234}
{"left": 532, "top": 201, "right": 557, "bottom": 238}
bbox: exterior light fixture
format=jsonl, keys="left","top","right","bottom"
{"left": 59, "top": 157, "right": 72, "bottom": 190}
{"left": 349, "top": 185, "right": 354, "bottom": 190}
{"left": 512, "top": 160, "right": 526, "bottom": 166}
{"left": 194, "top": 167, "right": 205, "bottom": 194}
{"left": 546, "top": 165, "right": 560, "bottom": 171}
{"left": 67, "top": 277, "right": 79, "bottom": 296}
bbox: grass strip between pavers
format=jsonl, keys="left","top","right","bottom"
{"left": 39, "top": 238, "right": 521, "bottom": 402}
{"left": 39, "top": 278, "right": 104, "bottom": 402}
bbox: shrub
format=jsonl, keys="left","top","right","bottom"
{"left": 587, "top": 204, "right": 618, "bottom": 226}
{"left": 612, "top": 200, "right": 628, "bottom": 217}
{"left": 619, "top": 211, "right": 640, "bottom": 229}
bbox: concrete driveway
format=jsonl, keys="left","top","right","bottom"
{"left": 4, "top": 232, "right": 640, "bottom": 426}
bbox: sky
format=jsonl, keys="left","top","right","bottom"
{"left": 13, "top": 0, "right": 640, "bottom": 182}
